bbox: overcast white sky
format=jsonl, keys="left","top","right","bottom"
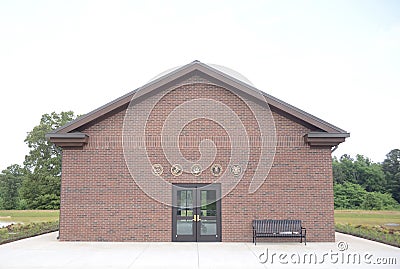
{"left": 0, "top": 0, "right": 399, "bottom": 171}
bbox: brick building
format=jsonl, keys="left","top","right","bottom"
{"left": 47, "top": 61, "right": 349, "bottom": 242}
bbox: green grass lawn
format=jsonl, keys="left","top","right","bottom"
{"left": 0, "top": 210, "right": 60, "bottom": 244}
{"left": 1, "top": 209, "right": 399, "bottom": 226}
{"left": 335, "top": 210, "right": 400, "bottom": 231}
{"left": 334, "top": 210, "right": 400, "bottom": 230}
{"left": 334, "top": 210, "right": 400, "bottom": 247}
{"left": 2, "top": 209, "right": 399, "bottom": 226}
{"left": 0, "top": 210, "right": 59, "bottom": 224}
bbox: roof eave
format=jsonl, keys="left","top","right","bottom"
{"left": 48, "top": 61, "right": 349, "bottom": 137}
{"left": 304, "top": 132, "right": 350, "bottom": 147}
{"left": 46, "top": 132, "right": 89, "bottom": 147}
{"left": 50, "top": 61, "right": 202, "bottom": 134}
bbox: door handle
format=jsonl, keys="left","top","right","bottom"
{"left": 191, "top": 215, "right": 201, "bottom": 222}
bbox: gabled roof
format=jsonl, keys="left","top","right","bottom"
{"left": 46, "top": 61, "right": 349, "bottom": 147}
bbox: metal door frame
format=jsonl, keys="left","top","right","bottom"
{"left": 172, "top": 183, "right": 221, "bottom": 242}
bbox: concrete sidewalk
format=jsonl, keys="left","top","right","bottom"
{"left": 0, "top": 232, "right": 399, "bottom": 269}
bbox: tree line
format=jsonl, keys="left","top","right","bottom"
{"left": 0, "top": 112, "right": 76, "bottom": 209}
{"left": 0, "top": 111, "right": 399, "bottom": 210}
{"left": 333, "top": 150, "right": 400, "bottom": 210}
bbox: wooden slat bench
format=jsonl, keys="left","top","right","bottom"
{"left": 252, "top": 219, "right": 306, "bottom": 245}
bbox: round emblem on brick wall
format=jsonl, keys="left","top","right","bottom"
{"left": 171, "top": 164, "right": 183, "bottom": 176}
{"left": 191, "top": 164, "right": 202, "bottom": 176}
{"left": 230, "top": 165, "right": 242, "bottom": 176}
{"left": 211, "top": 164, "right": 222, "bottom": 177}
{"left": 152, "top": 164, "right": 163, "bottom": 176}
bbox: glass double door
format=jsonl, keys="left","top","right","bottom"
{"left": 172, "top": 184, "right": 221, "bottom": 242}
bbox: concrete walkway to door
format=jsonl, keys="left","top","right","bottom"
{"left": 0, "top": 232, "right": 399, "bottom": 269}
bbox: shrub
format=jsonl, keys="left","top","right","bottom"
{"left": 334, "top": 182, "right": 400, "bottom": 210}
{"left": 374, "top": 192, "right": 400, "bottom": 210}
{"left": 17, "top": 199, "right": 28, "bottom": 210}
{"left": 0, "top": 221, "right": 59, "bottom": 244}
{"left": 361, "top": 192, "right": 384, "bottom": 210}
{"left": 334, "top": 182, "right": 366, "bottom": 209}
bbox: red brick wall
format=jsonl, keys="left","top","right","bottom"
{"left": 59, "top": 78, "right": 334, "bottom": 242}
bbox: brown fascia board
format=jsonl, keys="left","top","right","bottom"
{"left": 194, "top": 62, "right": 347, "bottom": 134}
{"left": 49, "top": 61, "right": 349, "bottom": 136}
{"left": 304, "top": 132, "right": 350, "bottom": 147}
{"left": 185, "top": 62, "right": 348, "bottom": 134}
{"left": 45, "top": 132, "right": 88, "bottom": 147}
{"left": 49, "top": 89, "right": 139, "bottom": 134}
{"left": 260, "top": 93, "right": 347, "bottom": 134}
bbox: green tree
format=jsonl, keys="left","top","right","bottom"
{"left": 20, "top": 111, "right": 76, "bottom": 209}
{"left": 334, "top": 182, "right": 366, "bottom": 209}
{"left": 370, "top": 192, "right": 400, "bottom": 210}
{"left": 333, "top": 155, "right": 357, "bottom": 184}
{"left": 333, "top": 154, "right": 386, "bottom": 193}
{"left": 353, "top": 155, "right": 386, "bottom": 193}
{"left": 361, "top": 192, "right": 384, "bottom": 210}
{"left": 382, "top": 149, "right": 400, "bottom": 203}
{"left": 0, "top": 164, "right": 24, "bottom": 209}
{"left": 332, "top": 156, "right": 346, "bottom": 184}
{"left": 334, "top": 182, "right": 400, "bottom": 210}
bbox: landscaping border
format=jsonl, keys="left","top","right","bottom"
{"left": 0, "top": 221, "right": 59, "bottom": 245}
{"left": 335, "top": 224, "right": 400, "bottom": 248}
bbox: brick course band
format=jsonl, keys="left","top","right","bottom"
{"left": 86, "top": 135, "right": 305, "bottom": 149}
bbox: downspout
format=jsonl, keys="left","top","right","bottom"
{"left": 331, "top": 145, "right": 338, "bottom": 153}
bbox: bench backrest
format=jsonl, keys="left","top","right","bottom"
{"left": 253, "top": 219, "right": 302, "bottom": 233}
